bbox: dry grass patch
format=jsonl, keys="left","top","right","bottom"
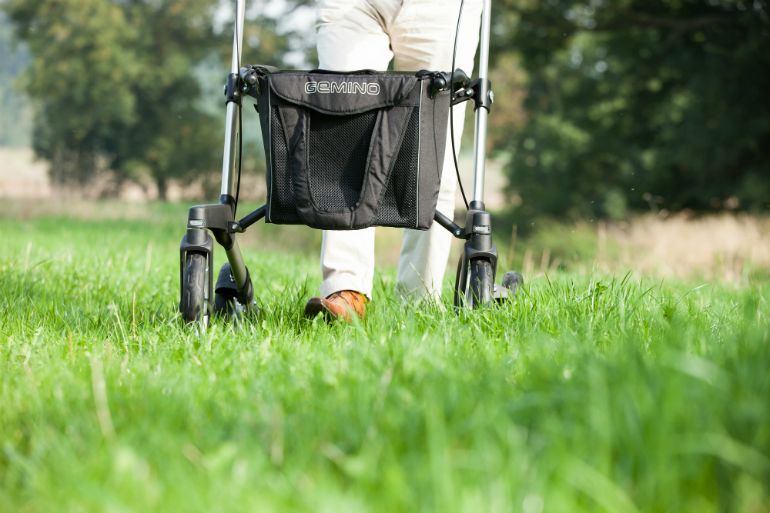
{"left": 513, "top": 213, "right": 770, "bottom": 283}
{"left": 603, "top": 214, "right": 770, "bottom": 282}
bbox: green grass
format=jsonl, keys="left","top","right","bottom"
{"left": 1, "top": 204, "right": 769, "bottom": 513}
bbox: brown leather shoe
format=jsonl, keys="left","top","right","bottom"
{"left": 304, "top": 290, "right": 368, "bottom": 322}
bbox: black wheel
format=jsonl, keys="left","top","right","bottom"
{"left": 180, "top": 252, "right": 209, "bottom": 323}
{"left": 212, "top": 262, "right": 258, "bottom": 320}
{"left": 213, "top": 291, "right": 236, "bottom": 317}
{"left": 502, "top": 271, "right": 524, "bottom": 293}
{"left": 454, "top": 256, "right": 494, "bottom": 309}
{"left": 468, "top": 258, "right": 494, "bottom": 307}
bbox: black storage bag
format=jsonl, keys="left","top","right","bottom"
{"left": 254, "top": 69, "right": 450, "bottom": 230}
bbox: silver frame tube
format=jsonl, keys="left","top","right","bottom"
{"left": 220, "top": 0, "right": 246, "bottom": 200}
{"left": 471, "top": 0, "right": 492, "bottom": 205}
{"left": 223, "top": 0, "right": 249, "bottom": 292}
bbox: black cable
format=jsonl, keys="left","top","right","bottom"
{"left": 234, "top": 5, "right": 243, "bottom": 216}
{"left": 450, "top": 0, "right": 469, "bottom": 210}
{"left": 235, "top": 107, "right": 242, "bottom": 216}
{"left": 234, "top": 3, "right": 241, "bottom": 65}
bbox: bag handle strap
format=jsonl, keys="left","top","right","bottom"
{"left": 307, "top": 68, "right": 379, "bottom": 75}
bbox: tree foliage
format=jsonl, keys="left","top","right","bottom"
{"left": 4, "top": 0, "right": 291, "bottom": 197}
{"left": 496, "top": 0, "right": 770, "bottom": 220}
{"left": 5, "top": 0, "right": 218, "bottom": 195}
{"left": 0, "top": 13, "right": 32, "bottom": 147}
{"left": 5, "top": 0, "right": 769, "bottom": 213}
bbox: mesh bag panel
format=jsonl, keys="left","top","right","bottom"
{"left": 268, "top": 107, "right": 300, "bottom": 222}
{"left": 258, "top": 70, "right": 448, "bottom": 229}
{"left": 375, "top": 108, "right": 420, "bottom": 227}
{"left": 307, "top": 110, "right": 378, "bottom": 211}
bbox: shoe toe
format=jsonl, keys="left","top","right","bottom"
{"left": 304, "top": 291, "right": 366, "bottom": 322}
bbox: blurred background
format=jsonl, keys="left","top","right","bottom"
{"left": 1, "top": 0, "right": 769, "bottom": 281}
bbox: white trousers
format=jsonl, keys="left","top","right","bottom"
{"left": 316, "top": 0, "right": 482, "bottom": 300}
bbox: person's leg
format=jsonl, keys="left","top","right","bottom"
{"left": 390, "top": 0, "right": 483, "bottom": 299}
{"left": 315, "top": 0, "right": 394, "bottom": 299}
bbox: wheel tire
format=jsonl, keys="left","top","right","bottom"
{"left": 454, "top": 257, "right": 494, "bottom": 309}
{"left": 213, "top": 291, "right": 236, "bottom": 317}
{"left": 468, "top": 259, "right": 494, "bottom": 308}
{"left": 180, "top": 252, "right": 209, "bottom": 323}
{"left": 502, "top": 271, "right": 524, "bottom": 293}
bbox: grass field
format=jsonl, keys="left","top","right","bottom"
{"left": 1, "top": 202, "right": 769, "bottom": 512}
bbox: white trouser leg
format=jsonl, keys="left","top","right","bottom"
{"left": 391, "top": 0, "right": 482, "bottom": 299}
{"left": 315, "top": 0, "right": 482, "bottom": 300}
{"left": 395, "top": 103, "right": 469, "bottom": 299}
{"left": 315, "top": 0, "right": 395, "bottom": 298}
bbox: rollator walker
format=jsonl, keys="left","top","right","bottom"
{"left": 179, "top": 0, "right": 522, "bottom": 323}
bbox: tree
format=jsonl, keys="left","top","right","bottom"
{"left": 495, "top": 0, "right": 770, "bottom": 220}
{"left": 0, "top": 12, "right": 32, "bottom": 147}
{"left": 4, "top": 0, "right": 293, "bottom": 198}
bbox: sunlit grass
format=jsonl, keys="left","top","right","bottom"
{"left": 0, "top": 205, "right": 768, "bottom": 512}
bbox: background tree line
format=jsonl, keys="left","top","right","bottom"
{"left": 2, "top": 0, "right": 296, "bottom": 198}
{"left": 2, "top": 0, "right": 768, "bottom": 216}
{"left": 495, "top": 0, "right": 770, "bottom": 221}
{"left": 0, "top": 12, "right": 32, "bottom": 147}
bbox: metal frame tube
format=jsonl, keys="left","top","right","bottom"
{"left": 225, "top": 239, "right": 248, "bottom": 288}
{"left": 223, "top": 0, "right": 249, "bottom": 291}
{"left": 471, "top": 0, "right": 492, "bottom": 205}
{"left": 229, "top": 0, "right": 246, "bottom": 76}
{"left": 220, "top": 0, "right": 246, "bottom": 200}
